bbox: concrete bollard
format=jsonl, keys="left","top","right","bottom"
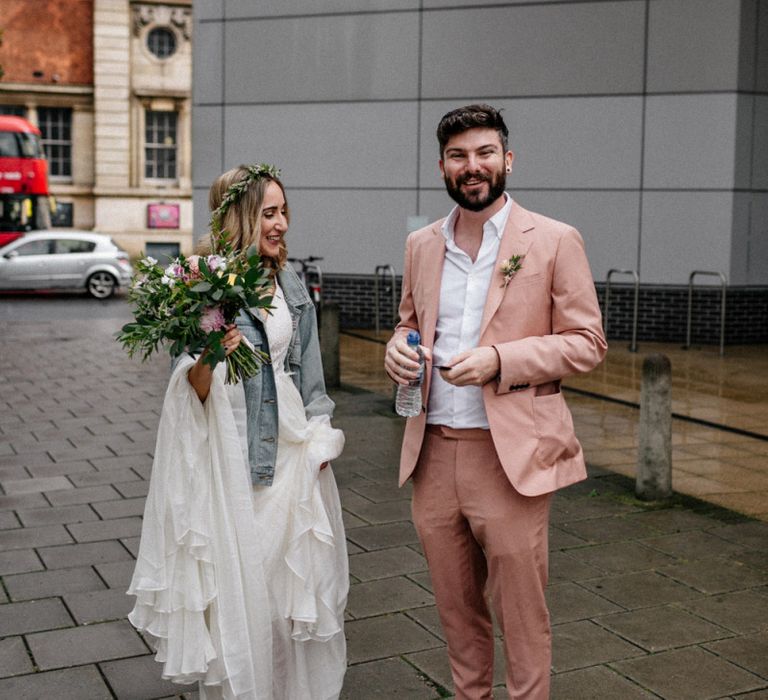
{"left": 320, "top": 301, "right": 340, "bottom": 389}
{"left": 636, "top": 353, "right": 672, "bottom": 500}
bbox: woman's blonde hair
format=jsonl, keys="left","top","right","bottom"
{"left": 198, "top": 165, "right": 289, "bottom": 274}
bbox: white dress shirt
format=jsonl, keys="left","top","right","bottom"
{"left": 427, "top": 194, "right": 513, "bottom": 429}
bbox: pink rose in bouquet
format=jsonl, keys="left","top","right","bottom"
{"left": 200, "top": 306, "right": 226, "bottom": 333}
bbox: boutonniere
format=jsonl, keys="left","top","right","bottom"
{"left": 500, "top": 255, "right": 524, "bottom": 288}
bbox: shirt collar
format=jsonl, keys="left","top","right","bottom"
{"left": 441, "top": 192, "right": 512, "bottom": 242}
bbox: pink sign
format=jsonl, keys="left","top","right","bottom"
{"left": 147, "top": 203, "right": 180, "bottom": 229}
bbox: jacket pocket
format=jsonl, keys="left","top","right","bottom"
{"left": 509, "top": 271, "right": 545, "bottom": 288}
{"left": 532, "top": 391, "right": 579, "bottom": 467}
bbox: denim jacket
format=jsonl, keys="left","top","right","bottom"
{"left": 235, "top": 263, "right": 334, "bottom": 485}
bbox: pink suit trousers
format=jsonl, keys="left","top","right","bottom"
{"left": 412, "top": 425, "right": 552, "bottom": 699}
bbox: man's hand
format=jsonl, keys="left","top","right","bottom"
{"left": 385, "top": 333, "right": 433, "bottom": 386}
{"left": 439, "top": 346, "right": 499, "bottom": 387}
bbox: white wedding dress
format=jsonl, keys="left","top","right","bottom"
{"left": 128, "top": 283, "right": 348, "bottom": 700}
{"left": 243, "top": 284, "right": 348, "bottom": 699}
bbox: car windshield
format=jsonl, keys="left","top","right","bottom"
{"left": 0, "top": 132, "right": 20, "bottom": 158}
{"left": 18, "top": 132, "right": 42, "bottom": 158}
{"left": 0, "top": 131, "right": 42, "bottom": 158}
{"left": 0, "top": 195, "right": 35, "bottom": 232}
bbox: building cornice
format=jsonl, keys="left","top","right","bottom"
{"left": 130, "top": 0, "right": 191, "bottom": 6}
{"left": 51, "top": 185, "right": 194, "bottom": 199}
{"left": 0, "top": 83, "right": 94, "bottom": 96}
{"left": 134, "top": 89, "right": 189, "bottom": 100}
{"left": 49, "top": 184, "right": 98, "bottom": 197}
{"left": 92, "top": 186, "right": 192, "bottom": 198}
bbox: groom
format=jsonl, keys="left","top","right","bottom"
{"left": 385, "top": 104, "right": 606, "bottom": 699}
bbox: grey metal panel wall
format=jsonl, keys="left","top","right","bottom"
{"left": 224, "top": 13, "right": 420, "bottom": 103}
{"left": 418, "top": 97, "right": 644, "bottom": 189}
{"left": 646, "top": 0, "right": 744, "bottom": 92}
{"left": 420, "top": 3, "right": 646, "bottom": 97}
{"left": 225, "top": 0, "right": 420, "bottom": 17}
{"left": 223, "top": 103, "right": 419, "bottom": 189}
{"left": 192, "top": 0, "right": 766, "bottom": 284}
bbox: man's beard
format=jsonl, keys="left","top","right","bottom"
{"left": 444, "top": 167, "right": 506, "bottom": 212}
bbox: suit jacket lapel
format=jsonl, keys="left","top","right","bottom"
{"left": 418, "top": 223, "right": 446, "bottom": 350}
{"left": 479, "top": 201, "right": 535, "bottom": 339}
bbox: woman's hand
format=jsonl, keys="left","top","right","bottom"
{"left": 222, "top": 324, "right": 243, "bottom": 356}
{"left": 189, "top": 323, "right": 243, "bottom": 402}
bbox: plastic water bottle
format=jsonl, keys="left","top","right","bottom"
{"left": 395, "top": 331, "right": 424, "bottom": 418}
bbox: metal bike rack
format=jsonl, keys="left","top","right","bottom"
{"left": 685, "top": 270, "right": 727, "bottom": 356}
{"left": 604, "top": 269, "right": 640, "bottom": 353}
{"left": 374, "top": 264, "right": 397, "bottom": 334}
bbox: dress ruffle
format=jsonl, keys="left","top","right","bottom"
{"left": 127, "top": 357, "right": 273, "bottom": 698}
{"left": 274, "top": 378, "right": 346, "bottom": 643}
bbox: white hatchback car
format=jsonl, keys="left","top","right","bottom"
{"left": 0, "top": 231, "right": 132, "bottom": 298}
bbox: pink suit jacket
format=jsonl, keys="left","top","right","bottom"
{"left": 395, "top": 200, "right": 607, "bottom": 496}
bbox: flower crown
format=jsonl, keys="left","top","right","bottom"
{"left": 209, "top": 163, "right": 281, "bottom": 237}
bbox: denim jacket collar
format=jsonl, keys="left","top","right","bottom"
{"left": 277, "top": 264, "right": 312, "bottom": 318}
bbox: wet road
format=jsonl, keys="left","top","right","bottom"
{"left": 0, "top": 292, "right": 132, "bottom": 323}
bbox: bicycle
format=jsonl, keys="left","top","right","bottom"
{"left": 288, "top": 255, "right": 324, "bottom": 328}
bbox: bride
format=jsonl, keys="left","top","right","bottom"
{"left": 127, "top": 165, "right": 348, "bottom": 699}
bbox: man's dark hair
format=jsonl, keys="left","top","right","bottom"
{"left": 436, "top": 104, "right": 509, "bottom": 157}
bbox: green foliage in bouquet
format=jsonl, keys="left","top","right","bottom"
{"left": 117, "top": 233, "right": 274, "bottom": 384}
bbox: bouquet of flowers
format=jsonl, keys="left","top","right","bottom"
{"left": 117, "top": 234, "right": 273, "bottom": 384}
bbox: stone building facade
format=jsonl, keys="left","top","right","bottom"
{"left": 0, "top": 0, "right": 192, "bottom": 258}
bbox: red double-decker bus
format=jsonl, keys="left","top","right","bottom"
{"left": 0, "top": 115, "right": 52, "bottom": 245}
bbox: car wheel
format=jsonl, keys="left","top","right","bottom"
{"left": 86, "top": 271, "right": 117, "bottom": 299}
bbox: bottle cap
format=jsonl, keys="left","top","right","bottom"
{"left": 406, "top": 330, "right": 420, "bottom": 346}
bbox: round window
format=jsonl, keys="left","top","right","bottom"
{"left": 147, "top": 27, "right": 177, "bottom": 59}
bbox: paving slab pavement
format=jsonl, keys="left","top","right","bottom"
{"left": 0, "top": 300, "right": 767, "bottom": 698}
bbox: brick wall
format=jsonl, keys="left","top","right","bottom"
{"left": 595, "top": 284, "right": 768, "bottom": 345}
{"left": 0, "top": 0, "right": 93, "bottom": 86}
{"left": 323, "top": 274, "right": 768, "bottom": 344}
{"left": 323, "top": 274, "right": 403, "bottom": 332}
